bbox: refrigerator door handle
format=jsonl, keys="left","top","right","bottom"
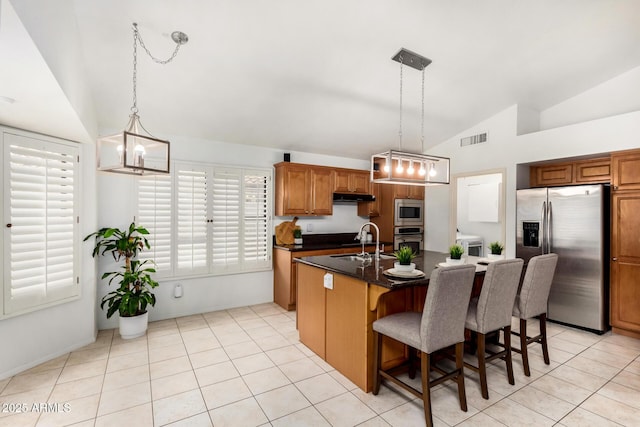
{"left": 541, "top": 201, "right": 547, "bottom": 254}
{"left": 547, "top": 201, "right": 553, "bottom": 253}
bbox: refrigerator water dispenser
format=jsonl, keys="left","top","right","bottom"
{"left": 522, "top": 221, "right": 540, "bottom": 247}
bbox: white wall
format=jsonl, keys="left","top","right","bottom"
{"left": 96, "top": 135, "right": 371, "bottom": 330}
{"left": 426, "top": 105, "right": 640, "bottom": 256}
{"left": 1, "top": 140, "right": 98, "bottom": 380}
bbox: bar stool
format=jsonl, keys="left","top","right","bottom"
{"left": 511, "top": 253, "right": 558, "bottom": 376}
{"left": 464, "top": 258, "right": 524, "bottom": 399}
{"left": 372, "top": 264, "right": 476, "bottom": 427}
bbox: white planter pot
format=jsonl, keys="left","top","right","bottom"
{"left": 446, "top": 257, "right": 465, "bottom": 265}
{"left": 118, "top": 312, "right": 149, "bottom": 340}
{"left": 488, "top": 253, "right": 504, "bottom": 260}
{"left": 394, "top": 262, "right": 415, "bottom": 272}
{"left": 294, "top": 238, "right": 303, "bottom": 245}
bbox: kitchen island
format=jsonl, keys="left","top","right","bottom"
{"left": 295, "top": 251, "right": 486, "bottom": 392}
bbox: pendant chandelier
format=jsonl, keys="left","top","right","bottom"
{"left": 371, "top": 48, "right": 450, "bottom": 186}
{"left": 97, "top": 23, "right": 188, "bottom": 175}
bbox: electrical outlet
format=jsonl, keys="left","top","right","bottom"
{"left": 323, "top": 273, "right": 333, "bottom": 290}
{"left": 307, "top": 223, "right": 313, "bottom": 232}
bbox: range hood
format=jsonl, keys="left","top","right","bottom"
{"left": 333, "top": 192, "right": 376, "bottom": 202}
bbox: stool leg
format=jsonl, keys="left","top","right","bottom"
{"left": 504, "top": 326, "right": 515, "bottom": 385}
{"left": 540, "top": 313, "right": 550, "bottom": 365}
{"left": 373, "top": 331, "right": 382, "bottom": 395}
{"left": 477, "top": 333, "right": 489, "bottom": 399}
{"left": 520, "top": 318, "right": 531, "bottom": 377}
{"left": 421, "top": 352, "right": 433, "bottom": 427}
{"left": 456, "top": 342, "right": 468, "bottom": 412}
{"left": 408, "top": 347, "right": 417, "bottom": 379}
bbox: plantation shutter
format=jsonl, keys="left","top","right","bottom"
{"left": 176, "top": 164, "right": 208, "bottom": 274}
{"left": 3, "top": 133, "right": 79, "bottom": 315}
{"left": 243, "top": 171, "right": 271, "bottom": 269}
{"left": 211, "top": 169, "right": 241, "bottom": 269}
{"left": 137, "top": 174, "right": 172, "bottom": 274}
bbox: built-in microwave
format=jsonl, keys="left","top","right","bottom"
{"left": 394, "top": 199, "right": 424, "bottom": 226}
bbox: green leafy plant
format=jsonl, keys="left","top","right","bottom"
{"left": 449, "top": 244, "right": 464, "bottom": 260}
{"left": 394, "top": 246, "right": 416, "bottom": 265}
{"left": 84, "top": 223, "right": 159, "bottom": 318}
{"left": 488, "top": 241, "right": 504, "bottom": 255}
{"left": 293, "top": 228, "right": 302, "bottom": 238}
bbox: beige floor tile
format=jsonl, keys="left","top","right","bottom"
{"left": 36, "top": 393, "right": 100, "bottom": 427}
{"left": 555, "top": 329, "right": 604, "bottom": 347}
{"left": 548, "top": 364, "right": 609, "bottom": 392}
{"left": 0, "top": 387, "right": 53, "bottom": 421}
{"left": 66, "top": 346, "right": 110, "bottom": 366}
{"left": 255, "top": 384, "right": 311, "bottom": 420}
{"left": 106, "top": 349, "right": 149, "bottom": 373}
{"left": 94, "top": 402, "right": 153, "bottom": 427}
{"left": 165, "top": 412, "right": 212, "bottom": 427}
{"left": 530, "top": 374, "right": 592, "bottom": 406}
{"left": 188, "top": 348, "right": 229, "bottom": 369}
{"left": 328, "top": 369, "right": 359, "bottom": 391}
{"left": 271, "top": 406, "right": 331, "bottom": 426}
{"left": 625, "top": 359, "right": 640, "bottom": 376}
{"left": 354, "top": 416, "right": 392, "bottom": 427}
{"left": 245, "top": 325, "right": 280, "bottom": 340}
{"left": 509, "top": 384, "right": 575, "bottom": 421}
{"left": 250, "top": 303, "right": 284, "bottom": 317}
{"left": 0, "top": 377, "right": 10, "bottom": 394}
{"left": 153, "top": 389, "right": 207, "bottom": 426}
{"left": 0, "top": 411, "right": 40, "bottom": 427}
{"left": 201, "top": 377, "right": 252, "bottom": 410}
{"left": 232, "top": 353, "right": 275, "bottom": 375}
{"left": 228, "top": 306, "right": 260, "bottom": 321}
{"left": 151, "top": 370, "right": 199, "bottom": 400}
{"left": 547, "top": 336, "right": 589, "bottom": 355}
{"left": 430, "top": 384, "right": 480, "bottom": 426}
{"left": 216, "top": 331, "right": 252, "bottom": 347}
{"left": 315, "top": 392, "right": 377, "bottom": 427}
{"left": 57, "top": 359, "right": 107, "bottom": 384}
{"left": 309, "top": 355, "right": 333, "bottom": 372}
{"left": 181, "top": 327, "right": 216, "bottom": 341}
{"left": 237, "top": 318, "right": 269, "bottom": 330}
{"left": 580, "top": 346, "right": 636, "bottom": 369}
{"left": 295, "top": 373, "right": 347, "bottom": 404}
{"left": 597, "top": 381, "right": 640, "bottom": 410}
{"left": 457, "top": 412, "right": 508, "bottom": 426}
{"left": 109, "top": 340, "right": 148, "bottom": 358}
{"left": 601, "top": 333, "right": 640, "bottom": 352}
{"left": 565, "top": 354, "right": 621, "bottom": 380}
{"left": 528, "top": 344, "right": 575, "bottom": 365}
{"left": 148, "top": 318, "right": 178, "bottom": 330}
{"left": 194, "top": 361, "right": 239, "bottom": 387}
{"left": 177, "top": 320, "right": 209, "bottom": 333}
{"left": 17, "top": 355, "right": 68, "bottom": 376}
{"left": 254, "top": 334, "right": 292, "bottom": 352}
{"left": 612, "top": 370, "right": 640, "bottom": 392}
{"left": 265, "top": 345, "right": 306, "bottom": 366}
{"left": 148, "top": 343, "right": 188, "bottom": 364}
{"left": 261, "top": 313, "right": 292, "bottom": 327}
{"left": 110, "top": 334, "right": 147, "bottom": 347}
{"left": 48, "top": 375, "right": 103, "bottom": 403}
{"left": 1, "top": 368, "right": 61, "bottom": 395}
{"left": 209, "top": 322, "right": 244, "bottom": 336}
{"left": 97, "top": 381, "right": 151, "bottom": 417}
{"left": 380, "top": 400, "right": 429, "bottom": 427}
{"left": 559, "top": 407, "right": 622, "bottom": 427}
{"left": 444, "top": 376, "right": 505, "bottom": 411}
{"left": 102, "top": 364, "right": 150, "bottom": 392}
{"left": 580, "top": 393, "right": 640, "bottom": 426}
{"left": 242, "top": 367, "right": 291, "bottom": 395}
{"left": 148, "top": 332, "right": 183, "bottom": 350}
{"left": 483, "top": 397, "right": 556, "bottom": 426}
{"left": 591, "top": 340, "right": 640, "bottom": 359}
{"left": 183, "top": 336, "right": 221, "bottom": 354}
{"left": 208, "top": 397, "right": 268, "bottom": 427}
{"left": 223, "top": 340, "right": 263, "bottom": 360}
{"left": 295, "top": 343, "right": 316, "bottom": 357}
{"left": 150, "top": 355, "right": 192, "bottom": 380}
{"left": 278, "top": 358, "right": 325, "bottom": 383}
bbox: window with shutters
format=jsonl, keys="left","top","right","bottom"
{"left": 137, "top": 174, "right": 172, "bottom": 272}
{"left": 137, "top": 161, "right": 272, "bottom": 278}
{"left": 1, "top": 131, "right": 80, "bottom": 318}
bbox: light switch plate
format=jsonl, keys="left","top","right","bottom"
{"left": 323, "top": 273, "right": 333, "bottom": 290}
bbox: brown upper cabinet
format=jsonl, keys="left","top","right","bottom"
{"left": 357, "top": 182, "right": 382, "bottom": 217}
{"left": 334, "top": 169, "right": 370, "bottom": 194}
{"left": 530, "top": 157, "right": 611, "bottom": 187}
{"left": 394, "top": 184, "right": 425, "bottom": 200}
{"left": 612, "top": 150, "right": 640, "bottom": 191}
{"left": 274, "top": 162, "right": 334, "bottom": 216}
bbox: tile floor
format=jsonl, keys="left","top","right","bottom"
{"left": 2, "top": 303, "right": 640, "bottom": 426}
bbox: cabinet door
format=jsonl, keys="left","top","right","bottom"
{"left": 297, "top": 264, "right": 327, "bottom": 357}
{"left": 333, "top": 170, "right": 351, "bottom": 193}
{"left": 358, "top": 182, "right": 381, "bottom": 217}
{"left": 610, "top": 192, "right": 640, "bottom": 335}
{"left": 310, "top": 168, "right": 334, "bottom": 215}
{"left": 280, "top": 164, "right": 311, "bottom": 215}
{"left": 409, "top": 185, "right": 424, "bottom": 200}
{"left": 574, "top": 157, "right": 611, "bottom": 184}
{"left": 531, "top": 163, "right": 573, "bottom": 187}
{"left": 612, "top": 151, "right": 640, "bottom": 191}
{"left": 350, "top": 171, "right": 370, "bottom": 194}
{"left": 393, "top": 184, "right": 410, "bottom": 199}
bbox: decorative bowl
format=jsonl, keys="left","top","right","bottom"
{"left": 394, "top": 262, "right": 415, "bottom": 272}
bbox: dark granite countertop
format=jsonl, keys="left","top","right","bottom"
{"left": 295, "top": 250, "right": 486, "bottom": 289}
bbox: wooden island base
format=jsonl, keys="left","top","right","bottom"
{"left": 297, "top": 263, "right": 427, "bottom": 392}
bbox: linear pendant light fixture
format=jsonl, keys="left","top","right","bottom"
{"left": 371, "top": 48, "right": 450, "bottom": 186}
{"left": 97, "top": 23, "right": 188, "bottom": 175}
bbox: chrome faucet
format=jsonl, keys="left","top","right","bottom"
{"left": 359, "top": 222, "right": 381, "bottom": 260}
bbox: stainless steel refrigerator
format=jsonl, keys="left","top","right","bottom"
{"left": 516, "top": 184, "right": 610, "bottom": 333}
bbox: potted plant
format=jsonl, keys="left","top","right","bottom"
{"left": 447, "top": 244, "right": 465, "bottom": 265}
{"left": 488, "top": 241, "right": 504, "bottom": 259}
{"left": 84, "top": 222, "right": 159, "bottom": 339}
{"left": 293, "top": 227, "right": 303, "bottom": 245}
{"left": 393, "top": 246, "right": 417, "bottom": 272}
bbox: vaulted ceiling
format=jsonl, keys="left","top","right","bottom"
{"left": 2, "top": 0, "right": 640, "bottom": 159}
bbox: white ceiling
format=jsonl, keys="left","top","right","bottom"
{"left": 2, "top": 0, "right": 640, "bottom": 160}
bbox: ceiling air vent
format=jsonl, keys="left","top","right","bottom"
{"left": 460, "top": 131, "right": 488, "bottom": 147}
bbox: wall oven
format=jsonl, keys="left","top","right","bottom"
{"left": 394, "top": 199, "right": 424, "bottom": 226}
{"left": 393, "top": 226, "right": 424, "bottom": 254}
